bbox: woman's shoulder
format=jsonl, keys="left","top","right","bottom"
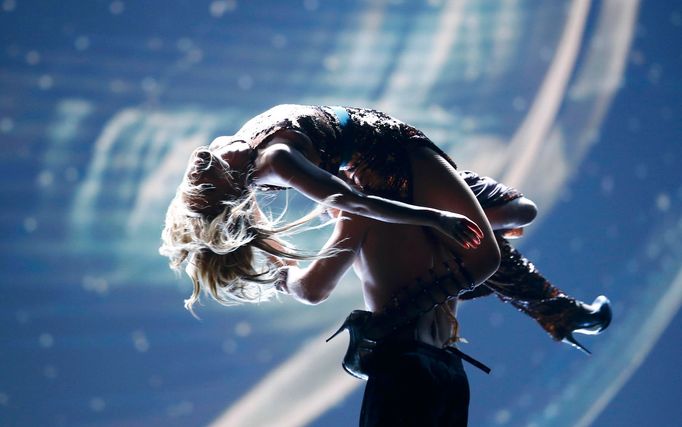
{"left": 234, "top": 104, "right": 342, "bottom": 161}
{"left": 248, "top": 104, "right": 319, "bottom": 123}
{"left": 258, "top": 103, "right": 312, "bottom": 116}
{"left": 235, "top": 105, "right": 318, "bottom": 140}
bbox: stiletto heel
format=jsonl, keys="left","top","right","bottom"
{"left": 562, "top": 333, "right": 592, "bottom": 355}
{"left": 326, "top": 320, "right": 349, "bottom": 342}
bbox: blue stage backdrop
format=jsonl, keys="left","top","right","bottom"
{"left": 1, "top": 1, "right": 681, "bottom": 426}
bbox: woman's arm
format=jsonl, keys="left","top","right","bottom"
{"left": 253, "top": 141, "right": 483, "bottom": 249}
{"left": 280, "top": 211, "right": 365, "bottom": 304}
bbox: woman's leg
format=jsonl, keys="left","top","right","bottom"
{"left": 457, "top": 171, "right": 611, "bottom": 350}
{"left": 459, "top": 169, "right": 537, "bottom": 231}
{"left": 373, "top": 157, "right": 610, "bottom": 352}
{"left": 460, "top": 234, "right": 611, "bottom": 352}
{"left": 409, "top": 148, "right": 501, "bottom": 285}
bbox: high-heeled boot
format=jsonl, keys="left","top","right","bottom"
{"left": 504, "top": 295, "right": 612, "bottom": 354}
{"left": 460, "top": 234, "right": 612, "bottom": 354}
{"left": 326, "top": 310, "right": 376, "bottom": 380}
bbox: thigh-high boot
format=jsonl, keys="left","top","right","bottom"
{"left": 459, "top": 234, "right": 612, "bottom": 354}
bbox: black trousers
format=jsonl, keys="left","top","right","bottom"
{"left": 360, "top": 341, "right": 469, "bottom": 427}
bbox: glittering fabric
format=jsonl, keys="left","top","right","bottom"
{"left": 235, "top": 104, "right": 343, "bottom": 191}
{"left": 459, "top": 234, "right": 585, "bottom": 341}
{"left": 234, "top": 104, "right": 456, "bottom": 201}
{"left": 340, "top": 106, "right": 457, "bottom": 201}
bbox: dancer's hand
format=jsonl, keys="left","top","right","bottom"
{"left": 436, "top": 211, "right": 483, "bottom": 249}
{"left": 274, "top": 266, "right": 290, "bottom": 294}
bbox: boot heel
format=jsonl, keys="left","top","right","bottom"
{"left": 326, "top": 319, "right": 349, "bottom": 342}
{"left": 562, "top": 333, "right": 592, "bottom": 355}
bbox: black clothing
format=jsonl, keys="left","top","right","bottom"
{"left": 360, "top": 340, "right": 470, "bottom": 427}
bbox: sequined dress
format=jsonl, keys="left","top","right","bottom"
{"left": 235, "top": 104, "right": 458, "bottom": 201}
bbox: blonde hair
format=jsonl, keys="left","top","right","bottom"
{"left": 159, "top": 146, "right": 334, "bottom": 315}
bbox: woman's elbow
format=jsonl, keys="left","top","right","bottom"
{"left": 305, "top": 291, "right": 330, "bottom": 305}
{"left": 297, "top": 291, "right": 329, "bottom": 305}
{"left": 336, "top": 192, "right": 371, "bottom": 217}
{"left": 291, "top": 281, "right": 330, "bottom": 305}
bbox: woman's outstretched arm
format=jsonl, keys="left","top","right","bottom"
{"left": 279, "top": 210, "right": 366, "bottom": 305}
{"left": 253, "top": 141, "right": 483, "bottom": 249}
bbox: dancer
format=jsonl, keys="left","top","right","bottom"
{"left": 284, "top": 205, "right": 479, "bottom": 426}
{"left": 160, "top": 104, "right": 609, "bottom": 352}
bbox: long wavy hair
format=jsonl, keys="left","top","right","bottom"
{"left": 159, "top": 146, "right": 335, "bottom": 314}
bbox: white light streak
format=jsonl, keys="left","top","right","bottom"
{"left": 209, "top": 329, "right": 359, "bottom": 427}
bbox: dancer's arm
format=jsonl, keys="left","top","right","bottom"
{"left": 279, "top": 211, "right": 366, "bottom": 305}
{"left": 253, "top": 141, "right": 483, "bottom": 249}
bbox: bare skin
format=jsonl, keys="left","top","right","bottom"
{"left": 223, "top": 135, "right": 509, "bottom": 347}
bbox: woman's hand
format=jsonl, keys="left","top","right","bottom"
{"left": 274, "top": 266, "right": 291, "bottom": 294}
{"left": 435, "top": 211, "right": 484, "bottom": 249}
